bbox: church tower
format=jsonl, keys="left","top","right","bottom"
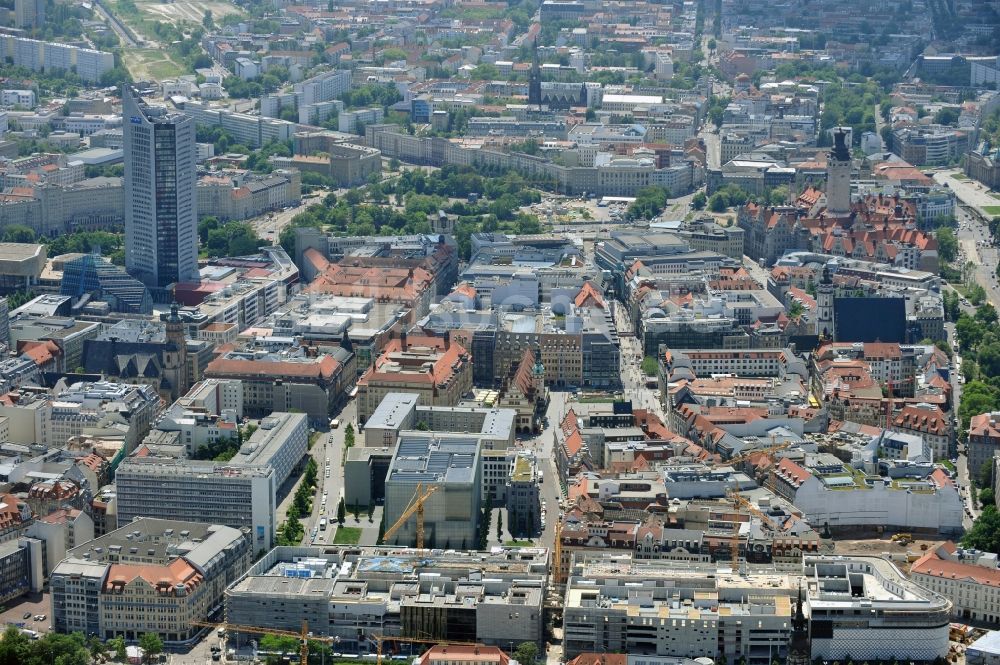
{"left": 816, "top": 263, "right": 835, "bottom": 340}
{"left": 826, "top": 128, "right": 852, "bottom": 216}
{"left": 528, "top": 39, "right": 542, "bottom": 107}
{"left": 787, "top": 583, "right": 812, "bottom": 665}
{"left": 163, "top": 302, "right": 189, "bottom": 400}
{"left": 531, "top": 348, "right": 546, "bottom": 397}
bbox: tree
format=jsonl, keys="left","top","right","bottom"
{"left": 139, "top": 633, "right": 163, "bottom": 664}
{"left": 625, "top": 186, "right": 670, "bottom": 221}
{"left": 936, "top": 227, "right": 958, "bottom": 263}
{"left": 934, "top": 107, "right": 959, "bottom": 126}
{"left": 337, "top": 497, "right": 346, "bottom": 526}
{"left": 107, "top": 636, "right": 127, "bottom": 662}
{"left": 496, "top": 510, "right": 503, "bottom": 541}
{"left": 691, "top": 191, "right": 707, "bottom": 210}
{"left": 1, "top": 225, "right": 37, "bottom": 243}
{"left": 977, "top": 303, "right": 999, "bottom": 326}
{"left": 962, "top": 506, "right": 1000, "bottom": 554}
{"left": 514, "top": 642, "right": 538, "bottom": 665}
{"left": 87, "top": 635, "right": 106, "bottom": 662}
{"left": 708, "top": 193, "right": 727, "bottom": 212}
{"left": 640, "top": 356, "right": 658, "bottom": 376}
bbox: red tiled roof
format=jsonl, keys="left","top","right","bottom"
{"left": 912, "top": 546, "right": 1000, "bottom": 588}
{"left": 774, "top": 458, "right": 811, "bottom": 487}
{"left": 207, "top": 355, "right": 340, "bottom": 381}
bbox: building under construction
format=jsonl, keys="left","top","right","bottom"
{"left": 224, "top": 546, "right": 549, "bottom": 652}
{"left": 383, "top": 434, "right": 482, "bottom": 549}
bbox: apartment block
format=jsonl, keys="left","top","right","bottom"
{"left": 0, "top": 35, "right": 113, "bottom": 82}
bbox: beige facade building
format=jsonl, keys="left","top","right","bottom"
{"left": 50, "top": 518, "right": 251, "bottom": 643}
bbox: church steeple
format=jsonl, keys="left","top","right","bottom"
{"left": 528, "top": 38, "right": 542, "bottom": 106}
{"left": 787, "top": 582, "right": 811, "bottom": 665}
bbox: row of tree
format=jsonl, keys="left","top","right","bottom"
{"left": 0, "top": 627, "right": 162, "bottom": 665}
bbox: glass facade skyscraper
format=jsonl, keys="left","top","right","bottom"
{"left": 122, "top": 85, "right": 199, "bottom": 294}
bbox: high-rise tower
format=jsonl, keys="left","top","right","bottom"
{"left": 123, "top": 85, "right": 199, "bottom": 295}
{"left": 826, "top": 127, "right": 852, "bottom": 216}
{"left": 528, "top": 39, "right": 542, "bottom": 106}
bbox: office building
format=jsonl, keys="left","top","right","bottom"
{"left": 115, "top": 458, "right": 276, "bottom": 548}
{"left": 50, "top": 518, "right": 251, "bottom": 643}
{"left": 357, "top": 335, "right": 472, "bottom": 425}
{"left": 228, "top": 412, "right": 307, "bottom": 489}
{"left": 347, "top": 393, "right": 514, "bottom": 508}
{"left": 563, "top": 553, "right": 798, "bottom": 663}
{"left": 205, "top": 349, "right": 353, "bottom": 424}
{"left": 60, "top": 253, "right": 152, "bottom": 314}
{"left": 563, "top": 553, "right": 951, "bottom": 663}
{"left": 0, "top": 538, "right": 42, "bottom": 604}
{"left": 505, "top": 454, "right": 540, "bottom": 537}
{"left": 225, "top": 546, "right": 547, "bottom": 650}
{"left": 49, "top": 380, "right": 162, "bottom": 454}
{"left": 123, "top": 86, "right": 199, "bottom": 292}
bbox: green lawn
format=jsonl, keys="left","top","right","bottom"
{"left": 504, "top": 540, "right": 534, "bottom": 546}
{"left": 332, "top": 526, "right": 362, "bottom": 544}
{"left": 982, "top": 206, "right": 1000, "bottom": 216}
{"left": 941, "top": 459, "right": 956, "bottom": 472}
{"left": 951, "top": 173, "right": 970, "bottom": 181}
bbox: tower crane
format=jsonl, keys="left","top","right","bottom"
{"left": 383, "top": 483, "right": 439, "bottom": 549}
{"left": 722, "top": 441, "right": 791, "bottom": 467}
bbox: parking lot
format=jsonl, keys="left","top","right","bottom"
{"left": 0, "top": 591, "right": 52, "bottom": 634}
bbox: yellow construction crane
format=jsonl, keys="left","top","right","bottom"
{"left": 723, "top": 441, "right": 791, "bottom": 467}
{"left": 192, "top": 619, "right": 338, "bottom": 665}
{"left": 727, "top": 491, "right": 743, "bottom": 572}
{"left": 728, "top": 489, "right": 780, "bottom": 530}
{"left": 374, "top": 634, "right": 479, "bottom": 665}
{"left": 383, "top": 483, "right": 439, "bottom": 548}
